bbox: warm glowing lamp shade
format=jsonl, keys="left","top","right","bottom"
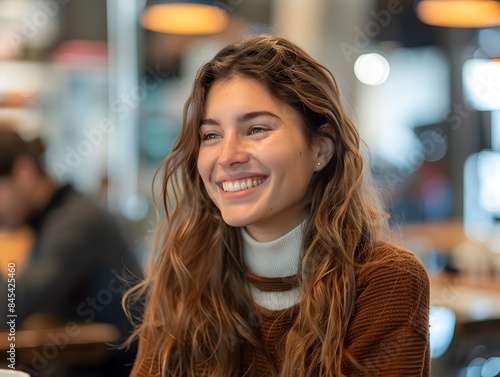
{"left": 141, "top": 0, "right": 229, "bottom": 34}
{"left": 416, "top": 0, "right": 500, "bottom": 28}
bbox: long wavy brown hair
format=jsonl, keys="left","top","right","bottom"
{"left": 125, "top": 35, "right": 389, "bottom": 376}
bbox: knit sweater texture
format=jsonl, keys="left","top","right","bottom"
{"left": 130, "top": 241, "right": 430, "bottom": 376}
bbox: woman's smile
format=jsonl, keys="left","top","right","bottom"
{"left": 219, "top": 176, "right": 268, "bottom": 192}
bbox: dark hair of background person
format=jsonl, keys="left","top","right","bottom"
{"left": 0, "top": 125, "right": 46, "bottom": 177}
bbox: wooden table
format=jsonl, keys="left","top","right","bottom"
{"left": 431, "top": 273, "right": 500, "bottom": 322}
{"left": 0, "top": 318, "right": 120, "bottom": 369}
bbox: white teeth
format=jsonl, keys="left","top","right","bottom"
{"left": 222, "top": 177, "right": 266, "bottom": 192}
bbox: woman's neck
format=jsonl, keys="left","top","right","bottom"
{"left": 241, "top": 220, "right": 306, "bottom": 278}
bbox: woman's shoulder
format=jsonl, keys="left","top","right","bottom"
{"left": 355, "top": 240, "right": 430, "bottom": 334}
{"left": 356, "top": 240, "right": 430, "bottom": 311}
{"left": 346, "top": 241, "right": 431, "bottom": 374}
{"left": 356, "top": 242, "right": 430, "bottom": 307}
{"left": 361, "top": 240, "right": 429, "bottom": 282}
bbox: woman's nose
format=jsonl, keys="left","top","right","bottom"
{"left": 218, "top": 134, "right": 250, "bottom": 167}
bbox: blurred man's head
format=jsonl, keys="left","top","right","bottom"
{"left": 0, "top": 127, "right": 52, "bottom": 229}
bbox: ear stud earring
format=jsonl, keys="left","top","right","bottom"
{"left": 317, "top": 162, "right": 321, "bottom": 166}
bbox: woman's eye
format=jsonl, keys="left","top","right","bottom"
{"left": 249, "top": 127, "right": 267, "bottom": 135}
{"left": 201, "top": 133, "right": 221, "bottom": 141}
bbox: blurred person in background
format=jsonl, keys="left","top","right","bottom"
{"left": 0, "top": 126, "right": 141, "bottom": 377}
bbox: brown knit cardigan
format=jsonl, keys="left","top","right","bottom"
{"left": 130, "top": 242, "right": 430, "bottom": 376}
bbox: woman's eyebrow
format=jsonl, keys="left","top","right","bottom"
{"left": 200, "top": 118, "right": 219, "bottom": 127}
{"left": 236, "top": 111, "right": 280, "bottom": 123}
{"left": 200, "top": 111, "right": 280, "bottom": 127}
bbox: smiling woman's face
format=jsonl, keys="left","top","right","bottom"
{"left": 197, "top": 76, "right": 323, "bottom": 242}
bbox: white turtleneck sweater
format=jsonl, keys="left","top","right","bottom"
{"left": 241, "top": 221, "right": 305, "bottom": 311}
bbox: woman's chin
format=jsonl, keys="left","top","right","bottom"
{"left": 220, "top": 214, "right": 256, "bottom": 229}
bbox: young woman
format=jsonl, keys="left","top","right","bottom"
{"left": 128, "top": 35, "right": 430, "bottom": 376}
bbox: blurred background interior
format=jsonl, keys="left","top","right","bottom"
{"left": 0, "top": 0, "right": 500, "bottom": 376}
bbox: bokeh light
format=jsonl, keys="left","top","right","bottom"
{"left": 354, "top": 53, "right": 390, "bottom": 86}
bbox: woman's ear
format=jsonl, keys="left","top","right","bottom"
{"left": 314, "top": 124, "right": 335, "bottom": 172}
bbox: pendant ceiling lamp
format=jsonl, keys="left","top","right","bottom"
{"left": 415, "top": 0, "right": 500, "bottom": 28}
{"left": 141, "top": 0, "right": 229, "bottom": 35}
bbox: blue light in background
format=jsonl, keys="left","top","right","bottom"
{"left": 430, "top": 306, "right": 456, "bottom": 359}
